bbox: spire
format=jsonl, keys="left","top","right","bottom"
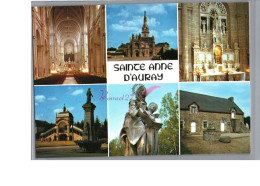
{"left": 142, "top": 11, "right": 149, "bottom": 37}
{"left": 144, "top": 11, "right": 147, "bottom": 26}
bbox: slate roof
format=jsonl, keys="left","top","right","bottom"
{"left": 180, "top": 90, "right": 244, "bottom": 115}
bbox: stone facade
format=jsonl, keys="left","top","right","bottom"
{"left": 32, "top": 5, "right": 106, "bottom": 79}
{"left": 180, "top": 110, "right": 244, "bottom": 135}
{"left": 40, "top": 105, "right": 83, "bottom": 141}
{"left": 180, "top": 90, "right": 249, "bottom": 135}
{"left": 115, "top": 11, "right": 169, "bottom": 59}
{"left": 178, "top": 2, "right": 249, "bottom": 81}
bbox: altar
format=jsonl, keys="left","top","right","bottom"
{"left": 191, "top": 2, "right": 247, "bottom": 82}
{"left": 196, "top": 71, "right": 246, "bottom": 82}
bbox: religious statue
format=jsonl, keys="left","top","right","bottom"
{"left": 212, "top": 12, "right": 219, "bottom": 31}
{"left": 120, "top": 85, "right": 162, "bottom": 156}
{"left": 87, "top": 88, "right": 93, "bottom": 104}
{"left": 214, "top": 46, "right": 222, "bottom": 64}
{"left": 202, "top": 20, "right": 206, "bottom": 33}
{"left": 221, "top": 21, "right": 226, "bottom": 34}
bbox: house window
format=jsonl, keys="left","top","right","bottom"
{"left": 221, "top": 122, "right": 225, "bottom": 132}
{"left": 191, "top": 106, "right": 196, "bottom": 113}
{"left": 191, "top": 122, "right": 197, "bottom": 133}
{"left": 231, "top": 110, "right": 236, "bottom": 119}
{"left": 203, "top": 120, "right": 208, "bottom": 129}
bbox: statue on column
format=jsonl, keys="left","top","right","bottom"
{"left": 120, "top": 85, "right": 162, "bottom": 156}
{"left": 87, "top": 88, "right": 93, "bottom": 104}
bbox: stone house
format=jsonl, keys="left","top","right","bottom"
{"left": 180, "top": 90, "right": 249, "bottom": 135}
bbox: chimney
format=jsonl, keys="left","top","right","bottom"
{"left": 228, "top": 97, "right": 234, "bottom": 102}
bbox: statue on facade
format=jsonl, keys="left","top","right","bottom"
{"left": 221, "top": 21, "right": 226, "bottom": 34}
{"left": 87, "top": 88, "right": 93, "bottom": 104}
{"left": 120, "top": 85, "right": 162, "bottom": 156}
{"left": 202, "top": 20, "right": 206, "bottom": 33}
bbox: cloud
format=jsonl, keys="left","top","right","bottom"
{"left": 162, "top": 28, "right": 177, "bottom": 37}
{"left": 35, "top": 114, "right": 43, "bottom": 120}
{"left": 35, "top": 102, "right": 39, "bottom": 106}
{"left": 150, "top": 30, "right": 159, "bottom": 38}
{"left": 117, "top": 9, "right": 130, "bottom": 18}
{"left": 71, "top": 89, "right": 84, "bottom": 96}
{"left": 47, "top": 97, "right": 57, "bottom": 101}
{"left": 165, "top": 3, "right": 177, "bottom": 8}
{"left": 147, "top": 17, "right": 160, "bottom": 27}
{"left": 35, "top": 95, "right": 46, "bottom": 102}
{"left": 53, "top": 106, "right": 74, "bottom": 113}
{"left": 67, "top": 107, "right": 75, "bottom": 111}
{"left": 111, "top": 24, "right": 139, "bottom": 32}
{"left": 53, "top": 108, "right": 62, "bottom": 113}
{"left": 111, "top": 16, "right": 160, "bottom": 32}
{"left": 138, "top": 4, "right": 167, "bottom": 15}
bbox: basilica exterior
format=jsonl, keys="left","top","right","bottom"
{"left": 32, "top": 5, "right": 106, "bottom": 80}
{"left": 111, "top": 11, "right": 170, "bottom": 60}
{"left": 178, "top": 2, "right": 249, "bottom": 81}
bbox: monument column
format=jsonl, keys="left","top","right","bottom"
{"left": 82, "top": 88, "right": 96, "bottom": 142}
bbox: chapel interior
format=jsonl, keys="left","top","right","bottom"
{"left": 32, "top": 5, "right": 106, "bottom": 84}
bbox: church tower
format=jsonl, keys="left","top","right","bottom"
{"left": 142, "top": 11, "right": 149, "bottom": 37}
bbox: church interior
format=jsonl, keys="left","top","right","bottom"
{"left": 32, "top": 5, "right": 107, "bottom": 84}
{"left": 178, "top": 2, "right": 250, "bottom": 81}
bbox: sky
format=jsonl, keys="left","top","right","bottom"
{"left": 107, "top": 83, "right": 178, "bottom": 142}
{"left": 106, "top": 3, "right": 178, "bottom": 49}
{"left": 34, "top": 85, "right": 107, "bottom": 124}
{"left": 180, "top": 82, "right": 251, "bottom": 117}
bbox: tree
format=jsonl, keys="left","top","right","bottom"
{"left": 109, "top": 138, "right": 125, "bottom": 156}
{"left": 161, "top": 49, "right": 178, "bottom": 60}
{"left": 107, "top": 47, "right": 117, "bottom": 51}
{"left": 244, "top": 116, "right": 250, "bottom": 129}
{"left": 158, "top": 91, "right": 179, "bottom": 155}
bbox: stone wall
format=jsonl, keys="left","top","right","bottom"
{"left": 180, "top": 110, "right": 244, "bottom": 134}
{"left": 44, "top": 133, "right": 82, "bottom": 141}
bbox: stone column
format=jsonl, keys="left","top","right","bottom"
{"left": 56, "top": 126, "right": 59, "bottom": 141}
{"left": 207, "top": 16, "right": 210, "bottom": 32}
{"left": 82, "top": 102, "right": 96, "bottom": 142}
{"left": 182, "top": 4, "right": 189, "bottom": 81}
{"left": 67, "top": 125, "right": 70, "bottom": 141}
{"left": 234, "top": 43, "right": 240, "bottom": 67}
{"left": 237, "top": 3, "right": 249, "bottom": 72}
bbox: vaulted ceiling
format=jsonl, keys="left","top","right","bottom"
{"left": 51, "top": 6, "right": 85, "bottom": 45}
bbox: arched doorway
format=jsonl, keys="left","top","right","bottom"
{"left": 136, "top": 50, "right": 139, "bottom": 57}
{"left": 59, "top": 134, "right": 67, "bottom": 141}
